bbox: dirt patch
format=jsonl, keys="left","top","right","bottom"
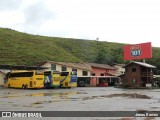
{"left": 103, "top": 93, "right": 151, "bottom": 99}
{"left": 31, "top": 101, "right": 44, "bottom": 105}
{"left": 136, "top": 109, "right": 148, "bottom": 112}
{"left": 144, "top": 117, "right": 155, "bottom": 120}
{"left": 82, "top": 93, "right": 151, "bottom": 100}
{"left": 77, "top": 92, "right": 88, "bottom": 94}
{"left": 120, "top": 118, "right": 136, "bottom": 120}
{"left": 94, "top": 118, "right": 136, "bottom": 120}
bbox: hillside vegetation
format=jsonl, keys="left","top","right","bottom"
{"left": 0, "top": 28, "right": 160, "bottom": 71}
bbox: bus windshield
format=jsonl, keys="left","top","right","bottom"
{"left": 44, "top": 71, "right": 51, "bottom": 75}
{"left": 60, "top": 72, "right": 69, "bottom": 76}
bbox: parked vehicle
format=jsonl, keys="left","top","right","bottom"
{"left": 44, "top": 71, "right": 61, "bottom": 88}
{"left": 98, "top": 78, "right": 108, "bottom": 87}
{"left": 60, "top": 71, "right": 77, "bottom": 88}
{"left": 77, "top": 81, "right": 85, "bottom": 87}
{"left": 4, "top": 70, "right": 44, "bottom": 89}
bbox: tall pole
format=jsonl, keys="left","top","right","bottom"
{"left": 143, "top": 59, "right": 145, "bottom": 63}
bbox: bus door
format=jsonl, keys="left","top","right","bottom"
{"left": 4, "top": 72, "right": 10, "bottom": 87}
{"left": 60, "top": 72, "right": 69, "bottom": 87}
{"left": 52, "top": 71, "right": 61, "bottom": 88}
{"left": 34, "top": 71, "right": 44, "bottom": 88}
{"left": 44, "top": 71, "right": 52, "bottom": 88}
{"left": 70, "top": 71, "right": 77, "bottom": 83}
{"left": 70, "top": 71, "right": 77, "bottom": 87}
{"left": 30, "top": 81, "right": 33, "bottom": 87}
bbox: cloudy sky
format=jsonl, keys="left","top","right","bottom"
{"left": 0, "top": 0, "right": 160, "bottom": 47}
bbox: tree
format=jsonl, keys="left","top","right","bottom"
{"left": 95, "top": 47, "right": 106, "bottom": 64}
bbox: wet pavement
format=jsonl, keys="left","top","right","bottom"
{"left": 0, "top": 87, "right": 160, "bottom": 120}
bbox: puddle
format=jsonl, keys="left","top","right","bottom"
{"left": 0, "top": 91, "right": 80, "bottom": 98}
{"left": 26, "top": 92, "right": 78, "bottom": 97}
{"left": 31, "top": 100, "right": 56, "bottom": 105}
{"left": 77, "top": 92, "right": 88, "bottom": 94}
{"left": 35, "top": 106, "right": 43, "bottom": 108}
{"left": 23, "top": 105, "right": 33, "bottom": 107}
{"left": 150, "top": 107, "right": 160, "bottom": 109}
{"left": 69, "top": 98, "right": 79, "bottom": 101}
{"left": 82, "top": 93, "right": 151, "bottom": 100}
{"left": 1, "top": 96, "right": 19, "bottom": 98}
{"left": 31, "top": 101, "right": 44, "bottom": 105}
{"left": 12, "top": 104, "right": 18, "bottom": 107}
{"left": 8, "top": 102, "right": 13, "bottom": 103}
{"left": 26, "top": 91, "right": 88, "bottom": 97}
{"left": 30, "top": 97, "right": 80, "bottom": 105}
{"left": 23, "top": 104, "right": 44, "bottom": 108}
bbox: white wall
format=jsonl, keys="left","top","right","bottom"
{"left": 41, "top": 62, "right": 91, "bottom": 77}
{"left": 0, "top": 72, "right": 5, "bottom": 86}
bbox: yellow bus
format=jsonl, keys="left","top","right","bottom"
{"left": 60, "top": 71, "right": 77, "bottom": 88}
{"left": 4, "top": 70, "right": 44, "bottom": 89}
{"left": 44, "top": 71, "right": 61, "bottom": 88}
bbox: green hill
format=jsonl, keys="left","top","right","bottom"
{"left": 0, "top": 28, "right": 160, "bottom": 71}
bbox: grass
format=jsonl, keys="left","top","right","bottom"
{"left": 0, "top": 28, "right": 160, "bottom": 67}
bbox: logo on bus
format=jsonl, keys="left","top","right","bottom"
{"left": 130, "top": 45, "right": 142, "bottom": 57}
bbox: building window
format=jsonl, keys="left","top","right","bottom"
{"left": 132, "top": 68, "right": 136, "bottom": 72}
{"left": 51, "top": 64, "right": 56, "bottom": 70}
{"left": 82, "top": 71, "right": 88, "bottom": 76}
{"left": 92, "top": 73, "right": 95, "bottom": 76}
{"left": 62, "top": 66, "right": 67, "bottom": 71}
{"left": 100, "top": 73, "right": 104, "bottom": 76}
{"left": 72, "top": 68, "right": 77, "bottom": 72}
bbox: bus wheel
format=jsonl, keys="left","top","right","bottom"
{"left": 25, "top": 85, "right": 28, "bottom": 89}
{"left": 22, "top": 84, "right": 25, "bottom": 89}
{"left": 8, "top": 84, "right": 10, "bottom": 88}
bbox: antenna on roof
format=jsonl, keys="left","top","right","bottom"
{"left": 96, "top": 37, "right": 99, "bottom": 42}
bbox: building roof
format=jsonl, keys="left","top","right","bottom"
{"left": 0, "top": 64, "right": 48, "bottom": 70}
{"left": 124, "top": 61, "right": 156, "bottom": 68}
{"left": 88, "top": 63, "right": 117, "bottom": 70}
{"left": 39, "top": 61, "right": 92, "bottom": 71}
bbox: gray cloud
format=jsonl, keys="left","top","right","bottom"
{"left": 0, "top": 0, "right": 23, "bottom": 11}
{"left": 24, "top": 1, "right": 55, "bottom": 26}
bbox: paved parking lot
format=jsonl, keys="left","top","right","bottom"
{"left": 0, "top": 87, "right": 160, "bottom": 120}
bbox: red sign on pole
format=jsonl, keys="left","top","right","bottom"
{"left": 123, "top": 42, "right": 152, "bottom": 61}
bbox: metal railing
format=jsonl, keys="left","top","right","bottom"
{"left": 141, "top": 72, "right": 153, "bottom": 77}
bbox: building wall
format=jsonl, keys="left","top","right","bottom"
{"left": 92, "top": 67, "right": 106, "bottom": 76}
{"left": 114, "top": 65, "right": 125, "bottom": 74}
{"left": 41, "top": 62, "right": 91, "bottom": 77}
{"left": 91, "top": 67, "right": 105, "bottom": 86}
{"left": 124, "top": 64, "right": 141, "bottom": 87}
{"left": 91, "top": 67, "right": 115, "bottom": 86}
{"left": 0, "top": 72, "right": 5, "bottom": 86}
